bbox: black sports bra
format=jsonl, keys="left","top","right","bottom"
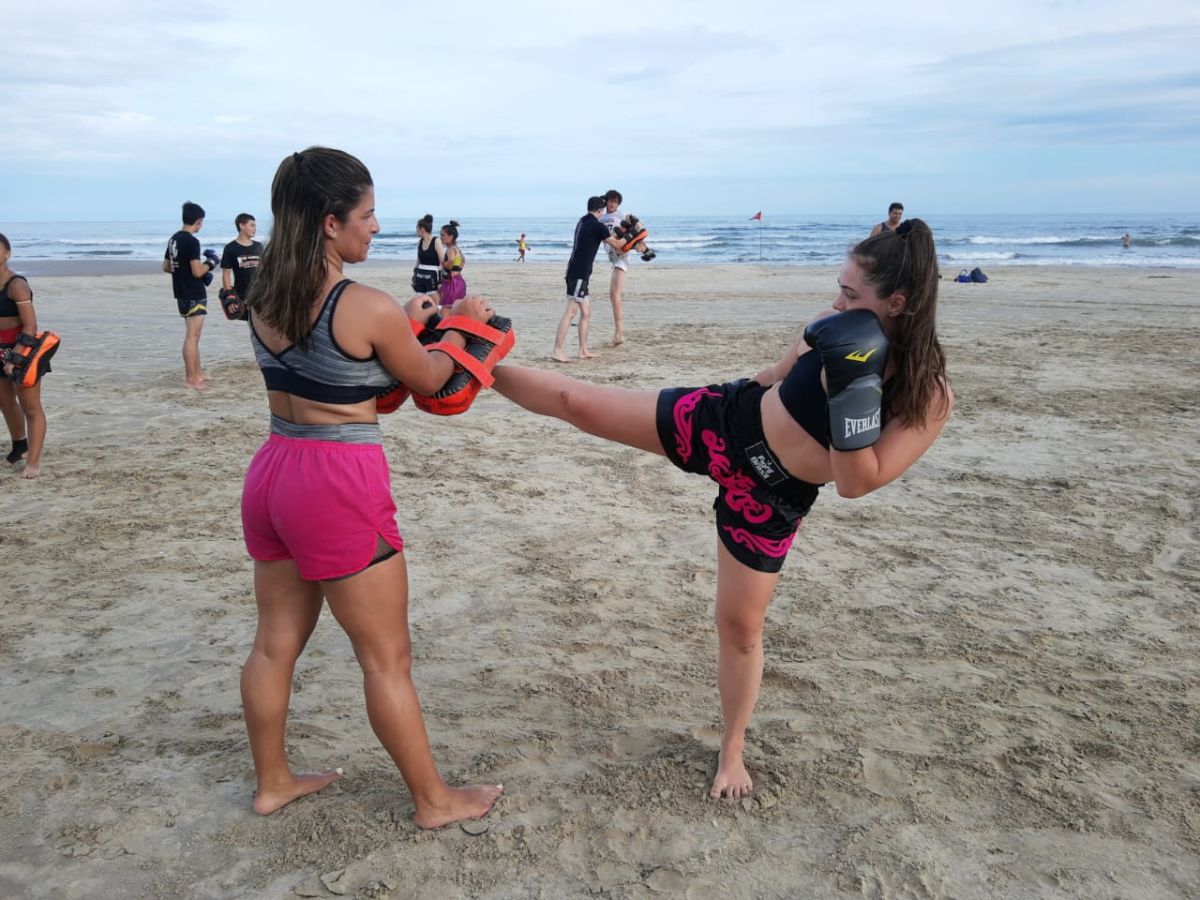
{"left": 777, "top": 350, "right": 829, "bottom": 447}
{"left": 777, "top": 349, "right": 894, "bottom": 449}
{"left": 416, "top": 237, "right": 440, "bottom": 267}
{"left": 0, "top": 276, "right": 29, "bottom": 318}
{"left": 249, "top": 279, "right": 395, "bottom": 404}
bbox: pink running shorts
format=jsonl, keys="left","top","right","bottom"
{"left": 242, "top": 434, "right": 404, "bottom": 581}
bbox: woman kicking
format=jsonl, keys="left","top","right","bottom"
{"left": 493, "top": 219, "right": 953, "bottom": 799}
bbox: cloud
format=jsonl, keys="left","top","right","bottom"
{"left": 890, "top": 24, "right": 1200, "bottom": 145}
{"left": 3, "top": 1, "right": 1200, "bottom": 218}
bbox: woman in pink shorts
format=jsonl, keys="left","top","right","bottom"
{"left": 239, "top": 146, "right": 502, "bottom": 828}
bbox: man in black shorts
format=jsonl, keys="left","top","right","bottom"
{"left": 219, "top": 213, "right": 263, "bottom": 320}
{"left": 552, "top": 196, "right": 623, "bottom": 362}
{"left": 162, "top": 201, "right": 217, "bottom": 389}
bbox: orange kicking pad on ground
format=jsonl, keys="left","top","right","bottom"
{"left": 3, "top": 331, "right": 61, "bottom": 389}
{"left": 413, "top": 315, "right": 515, "bottom": 416}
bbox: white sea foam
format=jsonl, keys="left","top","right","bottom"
{"left": 7, "top": 214, "right": 1198, "bottom": 268}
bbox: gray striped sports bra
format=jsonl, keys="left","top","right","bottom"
{"left": 249, "top": 279, "right": 396, "bottom": 404}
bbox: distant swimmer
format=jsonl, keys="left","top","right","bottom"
{"left": 870, "top": 202, "right": 904, "bottom": 237}
{"left": 1121, "top": 233, "right": 1132, "bottom": 249}
{"left": 516, "top": 233, "right": 528, "bottom": 262}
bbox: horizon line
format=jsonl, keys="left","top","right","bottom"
{"left": 4, "top": 211, "right": 1194, "bottom": 226}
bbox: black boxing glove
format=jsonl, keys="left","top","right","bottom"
{"left": 803, "top": 308, "right": 889, "bottom": 450}
{"left": 203, "top": 248, "right": 220, "bottom": 269}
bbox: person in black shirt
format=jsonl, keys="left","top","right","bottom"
{"left": 552, "top": 196, "right": 623, "bottom": 362}
{"left": 220, "top": 213, "right": 264, "bottom": 318}
{"left": 162, "top": 201, "right": 217, "bottom": 389}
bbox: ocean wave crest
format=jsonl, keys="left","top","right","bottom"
{"left": 942, "top": 251, "right": 1019, "bottom": 261}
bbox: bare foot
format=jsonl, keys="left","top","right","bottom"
{"left": 608, "top": 337, "right": 625, "bottom": 348}
{"left": 199, "top": 371, "right": 213, "bottom": 382}
{"left": 414, "top": 784, "right": 504, "bottom": 830}
{"left": 550, "top": 352, "right": 573, "bottom": 363}
{"left": 709, "top": 749, "right": 753, "bottom": 799}
{"left": 185, "top": 379, "right": 209, "bottom": 391}
{"left": 252, "top": 768, "right": 343, "bottom": 815}
{"left": 20, "top": 462, "right": 41, "bottom": 479}
{"left": 578, "top": 350, "right": 596, "bottom": 359}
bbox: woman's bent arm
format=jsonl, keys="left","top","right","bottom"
{"left": 830, "top": 382, "right": 954, "bottom": 497}
{"left": 369, "top": 291, "right": 491, "bottom": 395}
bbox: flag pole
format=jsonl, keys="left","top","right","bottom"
{"left": 750, "top": 211, "right": 763, "bottom": 260}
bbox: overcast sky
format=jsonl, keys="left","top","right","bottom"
{"left": 3, "top": 1, "right": 1199, "bottom": 221}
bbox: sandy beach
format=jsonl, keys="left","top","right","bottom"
{"left": 1, "top": 260, "right": 1197, "bottom": 899}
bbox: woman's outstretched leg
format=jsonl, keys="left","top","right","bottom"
{"left": 493, "top": 364, "right": 664, "bottom": 455}
{"left": 709, "top": 540, "right": 781, "bottom": 799}
{"left": 241, "top": 560, "right": 341, "bottom": 814}
{"left": 322, "top": 552, "right": 502, "bottom": 829}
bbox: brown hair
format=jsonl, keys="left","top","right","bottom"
{"left": 247, "top": 147, "right": 373, "bottom": 347}
{"left": 851, "top": 218, "right": 948, "bottom": 428}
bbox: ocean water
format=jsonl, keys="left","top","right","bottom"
{"left": 4, "top": 213, "right": 1197, "bottom": 269}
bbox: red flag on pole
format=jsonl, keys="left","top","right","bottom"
{"left": 750, "top": 211, "right": 762, "bottom": 221}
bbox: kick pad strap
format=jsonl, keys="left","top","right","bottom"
{"left": 413, "top": 315, "right": 515, "bottom": 416}
{"left": 425, "top": 340, "right": 496, "bottom": 388}
{"left": 433, "top": 315, "right": 508, "bottom": 343}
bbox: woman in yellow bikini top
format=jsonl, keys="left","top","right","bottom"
{"left": 438, "top": 220, "right": 467, "bottom": 310}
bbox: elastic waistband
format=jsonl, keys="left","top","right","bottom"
{"left": 727, "top": 380, "right": 819, "bottom": 496}
{"left": 0, "top": 327, "right": 21, "bottom": 345}
{"left": 415, "top": 264, "right": 442, "bottom": 272}
{"left": 269, "top": 414, "right": 382, "bottom": 444}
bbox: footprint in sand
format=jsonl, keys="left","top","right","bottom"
{"left": 860, "top": 749, "right": 914, "bottom": 798}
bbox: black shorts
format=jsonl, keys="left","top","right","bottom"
{"left": 565, "top": 276, "right": 589, "bottom": 301}
{"left": 177, "top": 296, "right": 207, "bottom": 318}
{"left": 412, "top": 268, "right": 441, "bottom": 295}
{"left": 655, "top": 379, "right": 820, "bottom": 573}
